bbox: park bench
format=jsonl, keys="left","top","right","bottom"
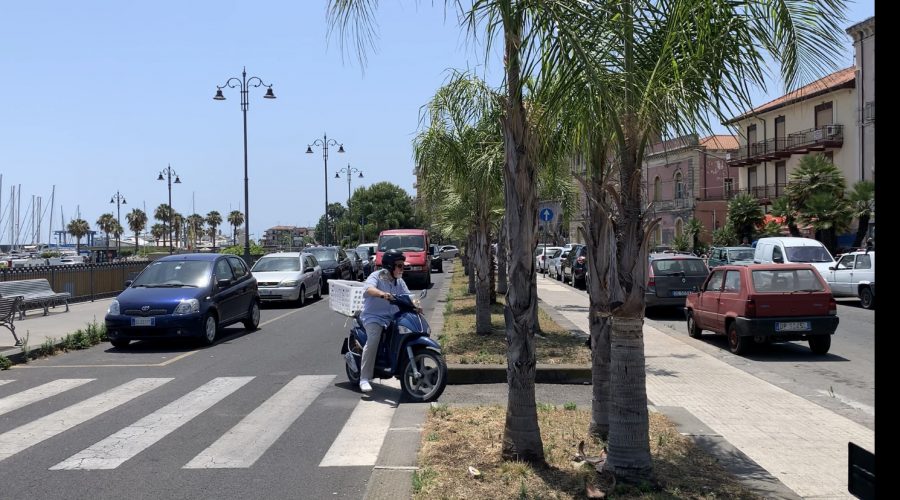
{"left": 0, "top": 295, "right": 23, "bottom": 345}
{"left": 0, "top": 279, "right": 71, "bottom": 320}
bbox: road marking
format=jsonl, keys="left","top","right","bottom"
{"left": 0, "top": 380, "right": 12, "bottom": 387}
{"left": 184, "top": 375, "right": 335, "bottom": 468}
{"left": 319, "top": 379, "right": 400, "bottom": 467}
{"left": 0, "top": 379, "right": 94, "bottom": 416}
{"left": 51, "top": 376, "right": 253, "bottom": 470}
{"left": 0, "top": 378, "right": 172, "bottom": 462}
{"left": 816, "top": 389, "right": 876, "bottom": 417}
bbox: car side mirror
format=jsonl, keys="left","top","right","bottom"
{"left": 217, "top": 278, "right": 232, "bottom": 288}
{"left": 773, "top": 256, "right": 784, "bottom": 264}
{"left": 124, "top": 280, "right": 133, "bottom": 287}
{"left": 303, "top": 267, "right": 313, "bottom": 273}
{"left": 828, "top": 266, "right": 835, "bottom": 271}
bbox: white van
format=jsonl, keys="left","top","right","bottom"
{"left": 753, "top": 237, "right": 835, "bottom": 277}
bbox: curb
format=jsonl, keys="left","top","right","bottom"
{"left": 447, "top": 364, "right": 591, "bottom": 385}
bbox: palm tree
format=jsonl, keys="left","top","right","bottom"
{"left": 228, "top": 210, "right": 244, "bottom": 246}
{"left": 150, "top": 223, "right": 166, "bottom": 245}
{"left": 798, "top": 191, "right": 851, "bottom": 253}
{"left": 206, "top": 211, "right": 223, "bottom": 250}
{"left": 96, "top": 213, "right": 116, "bottom": 249}
{"left": 684, "top": 219, "right": 704, "bottom": 254}
{"left": 848, "top": 180, "right": 874, "bottom": 248}
{"left": 172, "top": 212, "right": 184, "bottom": 249}
{"left": 187, "top": 214, "right": 205, "bottom": 249}
{"left": 154, "top": 204, "right": 172, "bottom": 249}
{"left": 727, "top": 194, "right": 764, "bottom": 244}
{"left": 787, "top": 155, "right": 848, "bottom": 249}
{"left": 126, "top": 208, "right": 148, "bottom": 253}
{"left": 67, "top": 218, "right": 90, "bottom": 256}
{"left": 771, "top": 196, "right": 802, "bottom": 237}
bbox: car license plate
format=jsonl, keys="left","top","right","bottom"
{"left": 776, "top": 321, "right": 811, "bottom": 332}
{"left": 259, "top": 289, "right": 271, "bottom": 295}
{"left": 132, "top": 317, "right": 155, "bottom": 327}
{"left": 671, "top": 290, "right": 691, "bottom": 297}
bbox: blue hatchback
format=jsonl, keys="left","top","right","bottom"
{"left": 105, "top": 253, "right": 260, "bottom": 348}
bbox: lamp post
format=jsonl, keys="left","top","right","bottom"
{"left": 157, "top": 165, "right": 181, "bottom": 254}
{"left": 335, "top": 163, "right": 363, "bottom": 243}
{"left": 214, "top": 67, "right": 276, "bottom": 261}
{"left": 109, "top": 191, "right": 127, "bottom": 255}
{"left": 306, "top": 134, "right": 345, "bottom": 246}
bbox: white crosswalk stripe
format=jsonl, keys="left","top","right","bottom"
{"left": 0, "top": 379, "right": 94, "bottom": 416}
{"left": 184, "top": 375, "right": 335, "bottom": 469}
{"left": 319, "top": 378, "right": 401, "bottom": 467}
{"left": 0, "top": 378, "right": 172, "bottom": 463}
{"left": 0, "top": 380, "right": 13, "bottom": 387}
{"left": 51, "top": 377, "right": 253, "bottom": 470}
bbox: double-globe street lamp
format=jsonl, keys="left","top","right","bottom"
{"left": 335, "top": 163, "right": 363, "bottom": 243}
{"left": 214, "top": 67, "right": 276, "bottom": 261}
{"left": 306, "top": 134, "right": 344, "bottom": 246}
{"left": 157, "top": 165, "right": 181, "bottom": 254}
{"left": 109, "top": 191, "right": 127, "bottom": 254}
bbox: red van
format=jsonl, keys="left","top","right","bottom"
{"left": 376, "top": 229, "right": 431, "bottom": 287}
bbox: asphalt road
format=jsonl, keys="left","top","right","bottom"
{"left": 0, "top": 272, "right": 446, "bottom": 500}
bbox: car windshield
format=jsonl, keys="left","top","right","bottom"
{"left": 355, "top": 250, "right": 369, "bottom": 260}
{"left": 306, "top": 248, "right": 337, "bottom": 263}
{"left": 784, "top": 246, "right": 833, "bottom": 263}
{"left": 751, "top": 269, "right": 825, "bottom": 292}
{"left": 378, "top": 235, "right": 426, "bottom": 252}
{"left": 651, "top": 259, "right": 708, "bottom": 276}
{"left": 132, "top": 260, "right": 211, "bottom": 288}
{"left": 727, "top": 249, "right": 755, "bottom": 261}
{"left": 252, "top": 257, "right": 300, "bottom": 272}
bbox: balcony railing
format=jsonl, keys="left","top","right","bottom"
{"left": 701, "top": 183, "right": 791, "bottom": 202}
{"left": 727, "top": 124, "right": 843, "bottom": 166}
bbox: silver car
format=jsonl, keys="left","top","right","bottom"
{"left": 250, "top": 252, "right": 323, "bottom": 306}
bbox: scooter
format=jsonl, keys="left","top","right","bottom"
{"left": 340, "top": 290, "right": 447, "bottom": 402}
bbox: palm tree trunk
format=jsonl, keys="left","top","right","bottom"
{"left": 474, "top": 219, "right": 493, "bottom": 334}
{"left": 467, "top": 232, "right": 476, "bottom": 294}
{"left": 852, "top": 213, "right": 870, "bottom": 248}
{"left": 500, "top": 13, "right": 543, "bottom": 464}
{"left": 134, "top": 231, "right": 139, "bottom": 253}
{"left": 788, "top": 221, "right": 801, "bottom": 237}
{"left": 497, "top": 215, "right": 509, "bottom": 295}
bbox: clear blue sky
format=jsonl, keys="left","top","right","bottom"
{"left": 0, "top": 1, "right": 873, "bottom": 246}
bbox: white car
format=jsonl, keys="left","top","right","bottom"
{"left": 547, "top": 249, "right": 570, "bottom": 280}
{"left": 438, "top": 245, "right": 459, "bottom": 260}
{"left": 250, "top": 252, "right": 322, "bottom": 307}
{"left": 535, "top": 246, "right": 562, "bottom": 273}
{"left": 825, "top": 250, "right": 875, "bottom": 309}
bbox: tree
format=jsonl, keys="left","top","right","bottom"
{"left": 150, "top": 223, "right": 166, "bottom": 245}
{"left": 684, "top": 219, "right": 704, "bottom": 253}
{"left": 172, "top": 212, "right": 184, "bottom": 249}
{"left": 316, "top": 203, "right": 349, "bottom": 245}
{"left": 187, "top": 214, "right": 205, "bottom": 249}
{"left": 206, "top": 211, "right": 223, "bottom": 250}
{"left": 786, "top": 154, "right": 848, "bottom": 252}
{"left": 712, "top": 226, "right": 739, "bottom": 246}
{"left": 727, "top": 194, "right": 764, "bottom": 244}
{"left": 770, "top": 196, "right": 802, "bottom": 237}
{"left": 341, "top": 182, "right": 418, "bottom": 243}
{"left": 126, "top": 208, "right": 148, "bottom": 253}
{"left": 848, "top": 180, "right": 874, "bottom": 248}
{"left": 228, "top": 210, "right": 244, "bottom": 246}
{"left": 67, "top": 218, "right": 90, "bottom": 255}
{"left": 798, "top": 192, "right": 851, "bottom": 252}
{"left": 96, "top": 213, "right": 116, "bottom": 249}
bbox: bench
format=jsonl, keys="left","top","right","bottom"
{"left": 0, "top": 279, "right": 71, "bottom": 320}
{"left": 0, "top": 296, "right": 23, "bottom": 345}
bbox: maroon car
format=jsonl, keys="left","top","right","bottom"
{"left": 684, "top": 264, "right": 838, "bottom": 355}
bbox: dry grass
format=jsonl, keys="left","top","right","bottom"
{"left": 440, "top": 269, "right": 591, "bottom": 365}
{"left": 414, "top": 404, "right": 761, "bottom": 499}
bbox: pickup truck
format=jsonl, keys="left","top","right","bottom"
{"left": 825, "top": 250, "right": 875, "bottom": 309}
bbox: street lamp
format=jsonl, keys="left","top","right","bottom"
{"left": 157, "top": 165, "right": 181, "bottom": 254}
{"left": 335, "top": 163, "right": 363, "bottom": 243}
{"left": 214, "top": 67, "right": 276, "bottom": 261}
{"left": 306, "top": 134, "right": 345, "bottom": 246}
{"left": 109, "top": 191, "right": 127, "bottom": 254}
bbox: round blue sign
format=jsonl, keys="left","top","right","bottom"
{"left": 539, "top": 208, "right": 554, "bottom": 222}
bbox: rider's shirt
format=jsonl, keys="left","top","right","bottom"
{"left": 360, "top": 269, "right": 411, "bottom": 327}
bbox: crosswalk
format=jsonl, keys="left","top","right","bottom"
{"left": 0, "top": 375, "right": 402, "bottom": 470}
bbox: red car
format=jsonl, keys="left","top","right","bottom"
{"left": 684, "top": 264, "right": 838, "bottom": 355}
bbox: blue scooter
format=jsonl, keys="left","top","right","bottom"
{"left": 340, "top": 291, "right": 447, "bottom": 402}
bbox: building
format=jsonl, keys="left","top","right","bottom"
{"left": 262, "top": 226, "right": 310, "bottom": 248}
{"left": 847, "top": 16, "right": 875, "bottom": 183}
{"left": 643, "top": 134, "right": 739, "bottom": 247}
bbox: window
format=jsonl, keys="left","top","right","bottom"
{"left": 774, "top": 116, "right": 786, "bottom": 149}
{"left": 675, "top": 218, "right": 684, "bottom": 237}
{"left": 746, "top": 124, "right": 757, "bottom": 153}
{"left": 215, "top": 259, "right": 235, "bottom": 280}
{"left": 815, "top": 102, "right": 833, "bottom": 129}
{"left": 674, "top": 172, "right": 684, "bottom": 199}
{"left": 705, "top": 270, "right": 725, "bottom": 291}
{"left": 823, "top": 151, "right": 833, "bottom": 163}
{"left": 775, "top": 161, "right": 786, "bottom": 196}
{"left": 654, "top": 177, "right": 661, "bottom": 201}
{"left": 748, "top": 167, "right": 758, "bottom": 191}
{"left": 227, "top": 256, "right": 248, "bottom": 278}
{"left": 772, "top": 245, "right": 783, "bottom": 262}
{"left": 723, "top": 271, "right": 742, "bottom": 292}
{"left": 724, "top": 178, "right": 734, "bottom": 199}
{"left": 855, "top": 255, "right": 872, "bottom": 270}
{"left": 836, "top": 255, "right": 855, "bottom": 270}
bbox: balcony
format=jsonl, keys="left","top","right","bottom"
{"left": 702, "top": 183, "right": 790, "bottom": 202}
{"left": 650, "top": 198, "right": 691, "bottom": 211}
{"left": 727, "top": 124, "right": 844, "bottom": 166}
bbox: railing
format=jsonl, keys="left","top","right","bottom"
{"left": 0, "top": 261, "right": 151, "bottom": 303}
{"left": 701, "top": 183, "right": 790, "bottom": 201}
{"left": 650, "top": 198, "right": 691, "bottom": 211}
{"left": 727, "top": 124, "right": 844, "bottom": 166}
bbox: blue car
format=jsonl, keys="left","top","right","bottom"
{"left": 105, "top": 253, "right": 260, "bottom": 348}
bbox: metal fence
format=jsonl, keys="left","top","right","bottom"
{"left": 0, "top": 261, "right": 152, "bottom": 302}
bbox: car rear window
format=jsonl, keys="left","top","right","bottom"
{"left": 133, "top": 261, "right": 212, "bottom": 287}
{"left": 306, "top": 248, "right": 337, "bottom": 262}
{"left": 784, "top": 245, "right": 833, "bottom": 263}
{"left": 379, "top": 235, "right": 426, "bottom": 252}
{"left": 751, "top": 269, "right": 824, "bottom": 292}
{"left": 651, "top": 259, "right": 708, "bottom": 276}
{"left": 727, "top": 248, "right": 755, "bottom": 261}
{"left": 252, "top": 257, "right": 301, "bottom": 272}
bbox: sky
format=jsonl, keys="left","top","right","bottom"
{"left": 0, "top": 1, "right": 874, "bottom": 246}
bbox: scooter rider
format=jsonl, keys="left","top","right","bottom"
{"left": 358, "top": 249, "right": 410, "bottom": 393}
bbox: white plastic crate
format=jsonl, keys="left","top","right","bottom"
{"left": 328, "top": 280, "right": 368, "bottom": 316}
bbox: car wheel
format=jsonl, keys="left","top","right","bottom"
{"left": 686, "top": 311, "right": 702, "bottom": 338}
{"left": 859, "top": 287, "right": 874, "bottom": 309}
{"left": 110, "top": 339, "right": 130, "bottom": 349}
{"left": 297, "top": 286, "right": 306, "bottom": 307}
{"left": 808, "top": 335, "right": 831, "bottom": 355}
{"left": 314, "top": 279, "right": 323, "bottom": 300}
{"left": 727, "top": 322, "right": 747, "bottom": 355}
{"left": 243, "top": 301, "right": 261, "bottom": 331}
{"left": 201, "top": 313, "right": 218, "bottom": 346}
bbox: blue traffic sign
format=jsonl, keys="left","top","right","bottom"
{"left": 539, "top": 208, "right": 554, "bottom": 222}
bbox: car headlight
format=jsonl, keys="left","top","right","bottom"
{"left": 280, "top": 279, "right": 299, "bottom": 287}
{"left": 173, "top": 298, "right": 200, "bottom": 315}
{"left": 108, "top": 300, "right": 120, "bottom": 315}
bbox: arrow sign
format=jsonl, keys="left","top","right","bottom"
{"left": 539, "top": 208, "right": 554, "bottom": 222}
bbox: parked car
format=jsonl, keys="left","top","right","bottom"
{"left": 547, "top": 249, "right": 570, "bottom": 281}
{"left": 105, "top": 253, "right": 260, "bottom": 348}
{"left": 753, "top": 236, "right": 835, "bottom": 277}
{"left": 345, "top": 249, "right": 366, "bottom": 280}
{"left": 377, "top": 229, "right": 431, "bottom": 288}
{"left": 305, "top": 246, "right": 353, "bottom": 292}
{"left": 429, "top": 244, "right": 443, "bottom": 273}
{"left": 707, "top": 246, "right": 756, "bottom": 268}
{"left": 646, "top": 253, "right": 710, "bottom": 309}
{"left": 356, "top": 243, "right": 377, "bottom": 265}
{"left": 560, "top": 244, "right": 585, "bottom": 285}
{"left": 535, "top": 246, "right": 562, "bottom": 274}
{"left": 824, "top": 250, "right": 875, "bottom": 309}
{"left": 685, "top": 264, "right": 838, "bottom": 355}
{"left": 355, "top": 249, "right": 374, "bottom": 277}
{"left": 250, "top": 252, "right": 323, "bottom": 306}
{"left": 438, "top": 245, "right": 459, "bottom": 260}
